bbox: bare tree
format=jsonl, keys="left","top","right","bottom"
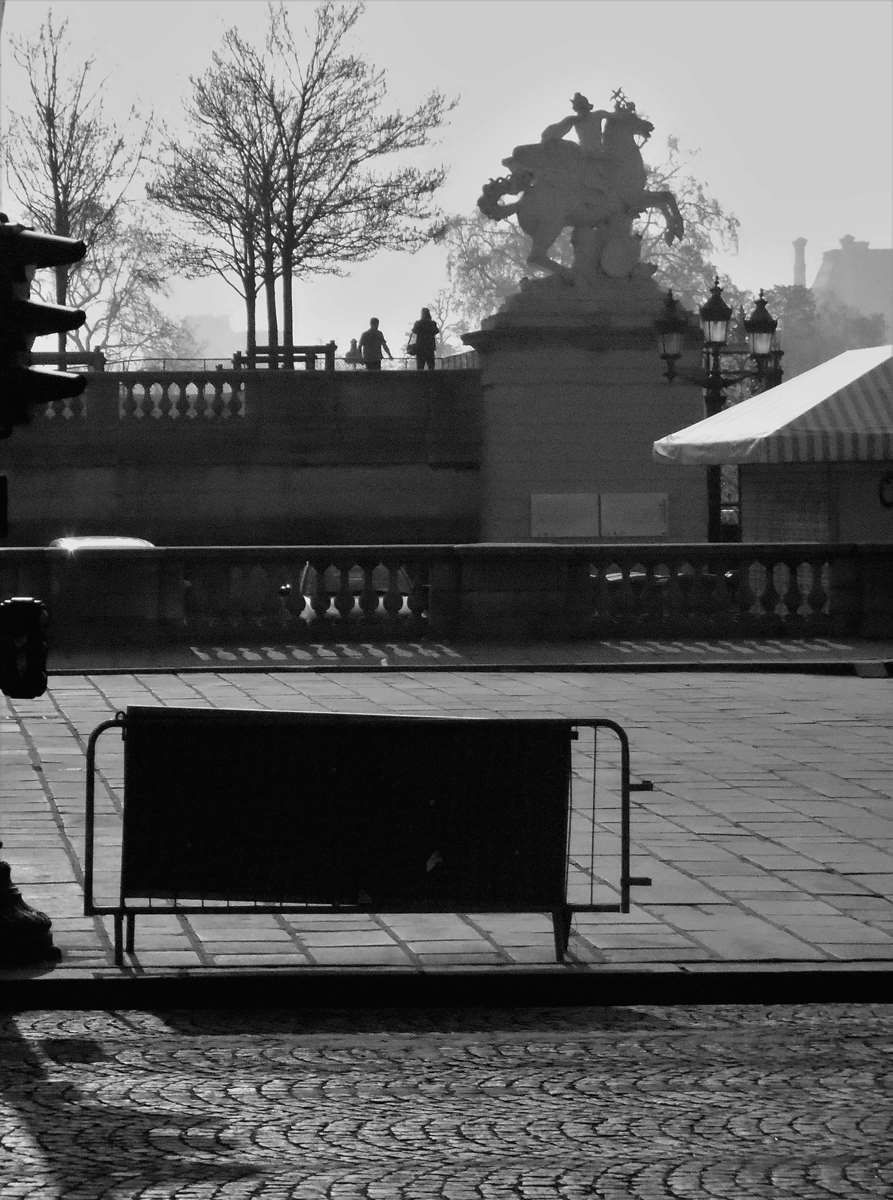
{"left": 426, "top": 285, "right": 469, "bottom": 355}
{"left": 149, "top": 1, "right": 456, "bottom": 357}
{"left": 5, "top": 11, "right": 153, "bottom": 350}
{"left": 56, "top": 212, "right": 202, "bottom": 364}
{"left": 149, "top": 93, "right": 266, "bottom": 353}
{"left": 638, "top": 136, "right": 742, "bottom": 309}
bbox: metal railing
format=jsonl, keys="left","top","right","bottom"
{"left": 99, "top": 352, "right": 479, "bottom": 373}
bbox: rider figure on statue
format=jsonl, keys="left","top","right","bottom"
{"left": 541, "top": 92, "right": 612, "bottom": 157}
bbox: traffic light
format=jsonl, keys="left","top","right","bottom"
{"left": 0, "top": 214, "right": 88, "bottom": 439}
{"left": 0, "top": 596, "right": 49, "bottom": 699}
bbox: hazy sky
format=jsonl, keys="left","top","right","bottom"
{"left": 2, "top": 0, "right": 891, "bottom": 353}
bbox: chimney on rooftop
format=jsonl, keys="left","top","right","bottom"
{"left": 793, "top": 238, "right": 807, "bottom": 287}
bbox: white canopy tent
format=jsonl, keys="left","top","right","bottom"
{"left": 652, "top": 345, "right": 893, "bottom": 466}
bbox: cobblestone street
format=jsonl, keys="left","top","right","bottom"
{"left": 0, "top": 1004, "right": 890, "bottom": 1198}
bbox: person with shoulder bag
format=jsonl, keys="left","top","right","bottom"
{"left": 409, "top": 306, "right": 439, "bottom": 370}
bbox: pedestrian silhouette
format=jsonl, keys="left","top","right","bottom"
{"left": 409, "top": 307, "right": 439, "bottom": 370}
{"left": 359, "top": 318, "right": 392, "bottom": 371}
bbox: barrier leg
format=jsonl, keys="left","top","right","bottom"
{"left": 125, "top": 914, "right": 136, "bottom": 955}
{"left": 113, "top": 915, "right": 123, "bottom": 966}
{"left": 552, "top": 907, "right": 572, "bottom": 962}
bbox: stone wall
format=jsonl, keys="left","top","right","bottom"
{"left": 741, "top": 462, "right": 893, "bottom": 543}
{"left": 0, "top": 369, "right": 482, "bottom": 545}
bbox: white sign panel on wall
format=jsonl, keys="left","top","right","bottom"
{"left": 599, "top": 493, "right": 668, "bottom": 537}
{"left": 530, "top": 493, "right": 600, "bottom": 538}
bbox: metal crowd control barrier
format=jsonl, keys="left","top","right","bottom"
{"left": 84, "top": 707, "right": 653, "bottom": 966}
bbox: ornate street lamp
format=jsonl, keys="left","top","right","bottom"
{"left": 699, "top": 277, "right": 733, "bottom": 351}
{"left": 743, "top": 290, "right": 781, "bottom": 379}
{"left": 658, "top": 279, "right": 784, "bottom": 392}
{"left": 656, "top": 280, "right": 784, "bottom": 541}
{"left": 656, "top": 290, "right": 688, "bottom": 380}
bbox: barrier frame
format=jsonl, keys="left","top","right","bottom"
{"left": 84, "top": 707, "right": 652, "bottom": 966}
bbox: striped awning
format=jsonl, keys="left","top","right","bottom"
{"left": 652, "top": 345, "right": 893, "bottom": 465}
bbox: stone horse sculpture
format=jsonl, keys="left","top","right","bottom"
{"left": 477, "top": 91, "right": 684, "bottom": 283}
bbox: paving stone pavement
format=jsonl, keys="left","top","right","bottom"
{"left": 1, "top": 669, "right": 892, "bottom": 979}
{"left": 0, "top": 1004, "right": 891, "bottom": 1198}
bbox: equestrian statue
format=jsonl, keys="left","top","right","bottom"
{"left": 477, "top": 88, "right": 683, "bottom": 287}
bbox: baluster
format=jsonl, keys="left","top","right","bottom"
{"left": 309, "top": 560, "right": 333, "bottom": 623}
{"left": 182, "top": 561, "right": 228, "bottom": 637}
{"left": 358, "top": 562, "right": 381, "bottom": 622}
{"left": 209, "top": 380, "right": 223, "bottom": 419}
{"left": 405, "top": 563, "right": 428, "bottom": 624}
{"left": 159, "top": 560, "right": 188, "bottom": 638}
{"left": 334, "top": 563, "right": 356, "bottom": 620}
{"left": 185, "top": 384, "right": 199, "bottom": 419}
{"left": 807, "top": 557, "right": 830, "bottom": 624}
{"left": 699, "top": 558, "right": 724, "bottom": 634}
{"left": 278, "top": 571, "right": 308, "bottom": 634}
{"left": 159, "top": 384, "right": 173, "bottom": 420}
{"left": 772, "top": 559, "right": 791, "bottom": 626}
{"left": 235, "top": 381, "right": 247, "bottom": 418}
{"left": 740, "top": 559, "right": 764, "bottom": 632}
{"left": 211, "top": 382, "right": 225, "bottom": 419}
{"left": 648, "top": 561, "right": 671, "bottom": 633}
{"left": 713, "top": 556, "right": 738, "bottom": 634}
{"left": 659, "top": 559, "right": 684, "bottom": 634}
{"left": 67, "top": 393, "right": 86, "bottom": 420}
{"left": 226, "top": 566, "right": 250, "bottom": 635}
{"left": 181, "top": 564, "right": 200, "bottom": 634}
{"left": 786, "top": 560, "right": 808, "bottom": 630}
{"left": 686, "top": 562, "right": 708, "bottom": 626}
{"left": 590, "top": 561, "right": 616, "bottom": 635}
{"left": 382, "top": 565, "right": 404, "bottom": 621}
{"left": 238, "top": 564, "right": 263, "bottom": 634}
{"left": 762, "top": 559, "right": 782, "bottom": 631}
{"left": 627, "top": 561, "right": 650, "bottom": 632}
{"left": 118, "top": 381, "right": 133, "bottom": 420}
{"left": 216, "top": 562, "right": 239, "bottom": 636}
{"left": 612, "top": 561, "right": 634, "bottom": 628}
{"left": 673, "top": 561, "right": 696, "bottom": 635}
{"left": 229, "top": 382, "right": 238, "bottom": 417}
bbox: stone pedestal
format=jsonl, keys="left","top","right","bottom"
{"left": 463, "top": 276, "right": 707, "bottom": 544}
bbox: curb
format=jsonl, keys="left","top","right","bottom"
{"left": 45, "top": 659, "right": 893, "bottom": 677}
{"left": 3, "top": 966, "right": 892, "bottom": 1011}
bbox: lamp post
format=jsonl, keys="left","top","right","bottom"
{"left": 656, "top": 280, "right": 783, "bottom": 542}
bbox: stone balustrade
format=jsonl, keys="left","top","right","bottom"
{"left": 2, "top": 542, "right": 891, "bottom": 648}
{"left": 40, "top": 369, "right": 250, "bottom": 424}
{"left": 115, "top": 372, "right": 248, "bottom": 421}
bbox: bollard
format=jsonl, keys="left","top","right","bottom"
{"left": 0, "top": 845, "right": 60, "bottom": 965}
